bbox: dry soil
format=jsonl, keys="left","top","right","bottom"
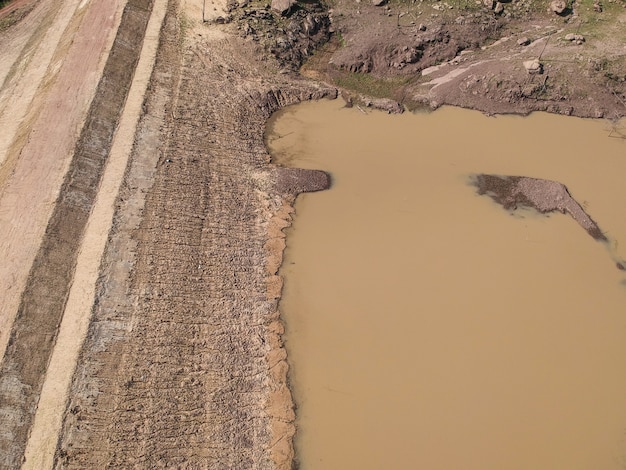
{"left": 0, "top": 0, "right": 624, "bottom": 468}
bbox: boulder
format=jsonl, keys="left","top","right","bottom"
{"left": 517, "top": 37, "right": 530, "bottom": 46}
{"left": 550, "top": 0, "right": 567, "bottom": 14}
{"left": 494, "top": 2, "right": 504, "bottom": 13}
{"left": 373, "top": 0, "right": 386, "bottom": 5}
{"left": 523, "top": 58, "right": 543, "bottom": 74}
{"left": 271, "top": 0, "right": 296, "bottom": 15}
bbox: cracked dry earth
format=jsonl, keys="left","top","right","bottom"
{"left": 0, "top": 0, "right": 333, "bottom": 467}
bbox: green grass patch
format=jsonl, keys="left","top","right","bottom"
{"left": 572, "top": 0, "right": 626, "bottom": 40}
{"left": 331, "top": 70, "right": 412, "bottom": 99}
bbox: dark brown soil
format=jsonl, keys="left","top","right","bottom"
{"left": 264, "top": 0, "right": 626, "bottom": 119}
{"left": 472, "top": 174, "right": 607, "bottom": 241}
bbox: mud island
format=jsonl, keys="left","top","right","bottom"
{"left": 473, "top": 174, "right": 607, "bottom": 241}
{"left": 0, "top": 0, "right": 624, "bottom": 467}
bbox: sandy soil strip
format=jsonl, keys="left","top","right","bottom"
{"left": 0, "top": 0, "right": 52, "bottom": 89}
{"left": 0, "top": 0, "right": 123, "bottom": 362}
{"left": 0, "top": 0, "right": 83, "bottom": 168}
{"left": 0, "top": 0, "right": 32, "bottom": 19}
{"left": 20, "top": 0, "right": 168, "bottom": 467}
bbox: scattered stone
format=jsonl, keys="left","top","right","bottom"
{"left": 593, "top": 0, "right": 603, "bottom": 11}
{"left": 523, "top": 58, "right": 542, "bottom": 74}
{"left": 494, "top": 2, "right": 504, "bottom": 14}
{"left": 271, "top": 0, "right": 295, "bottom": 15}
{"left": 550, "top": 0, "right": 567, "bottom": 14}
{"left": 363, "top": 97, "right": 404, "bottom": 114}
{"left": 517, "top": 36, "right": 530, "bottom": 46}
{"left": 214, "top": 15, "right": 232, "bottom": 24}
{"left": 565, "top": 33, "right": 585, "bottom": 43}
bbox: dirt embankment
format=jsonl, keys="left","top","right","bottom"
{"left": 50, "top": 1, "right": 333, "bottom": 468}
{"left": 1, "top": 0, "right": 333, "bottom": 466}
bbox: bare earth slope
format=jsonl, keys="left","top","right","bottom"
{"left": 293, "top": 0, "right": 626, "bottom": 118}
{"left": 1, "top": 0, "right": 332, "bottom": 467}
{"left": 53, "top": 13, "right": 332, "bottom": 470}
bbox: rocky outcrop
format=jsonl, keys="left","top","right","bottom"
{"left": 234, "top": 0, "right": 331, "bottom": 69}
{"left": 271, "top": 0, "right": 295, "bottom": 15}
{"left": 550, "top": 0, "right": 567, "bottom": 14}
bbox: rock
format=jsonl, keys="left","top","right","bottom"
{"left": 550, "top": 0, "right": 567, "bottom": 14}
{"left": 271, "top": 0, "right": 296, "bottom": 15}
{"left": 418, "top": 23, "right": 427, "bottom": 31}
{"left": 564, "top": 33, "right": 585, "bottom": 42}
{"left": 373, "top": 0, "right": 386, "bottom": 5}
{"left": 593, "top": 0, "right": 603, "bottom": 11}
{"left": 214, "top": 15, "right": 232, "bottom": 24}
{"left": 494, "top": 2, "right": 504, "bottom": 13}
{"left": 303, "top": 14, "right": 318, "bottom": 34}
{"left": 523, "top": 58, "right": 542, "bottom": 74}
{"left": 517, "top": 37, "right": 530, "bottom": 46}
{"left": 364, "top": 97, "right": 404, "bottom": 114}
{"left": 483, "top": 0, "right": 495, "bottom": 8}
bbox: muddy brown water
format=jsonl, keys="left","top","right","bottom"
{"left": 267, "top": 100, "right": 626, "bottom": 470}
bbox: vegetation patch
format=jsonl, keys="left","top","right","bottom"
{"left": 330, "top": 68, "right": 412, "bottom": 99}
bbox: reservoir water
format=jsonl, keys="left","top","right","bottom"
{"left": 266, "top": 99, "right": 626, "bottom": 470}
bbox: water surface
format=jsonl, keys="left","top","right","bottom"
{"left": 267, "top": 100, "right": 626, "bottom": 470}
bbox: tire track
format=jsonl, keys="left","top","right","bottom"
{"left": 52, "top": 11, "right": 335, "bottom": 466}
{"left": 0, "top": 0, "right": 155, "bottom": 466}
{"left": 21, "top": 0, "right": 168, "bottom": 467}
